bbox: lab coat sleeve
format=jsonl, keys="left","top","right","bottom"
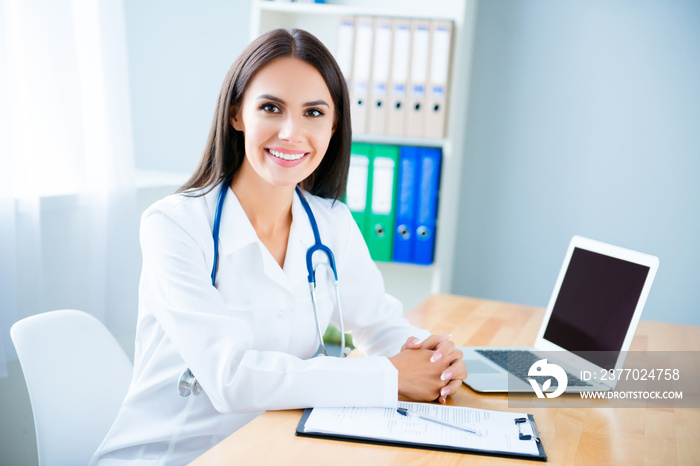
{"left": 139, "top": 205, "right": 399, "bottom": 414}
{"left": 333, "top": 204, "right": 431, "bottom": 356}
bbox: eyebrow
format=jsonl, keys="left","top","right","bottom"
{"left": 256, "top": 94, "right": 330, "bottom": 108}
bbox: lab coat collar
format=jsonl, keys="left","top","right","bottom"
{"left": 283, "top": 189, "right": 317, "bottom": 281}
{"left": 211, "top": 183, "right": 316, "bottom": 288}
{"left": 213, "top": 184, "right": 316, "bottom": 255}
{"left": 210, "top": 183, "right": 260, "bottom": 257}
{"left": 289, "top": 188, "right": 316, "bottom": 250}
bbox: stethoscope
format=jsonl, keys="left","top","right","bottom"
{"left": 178, "top": 180, "right": 349, "bottom": 397}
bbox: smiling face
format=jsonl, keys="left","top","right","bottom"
{"left": 230, "top": 57, "right": 336, "bottom": 191}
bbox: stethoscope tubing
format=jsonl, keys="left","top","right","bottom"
{"left": 178, "top": 180, "right": 347, "bottom": 397}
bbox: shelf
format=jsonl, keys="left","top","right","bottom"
{"left": 352, "top": 134, "right": 446, "bottom": 148}
{"left": 252, "top": 0, "right": 479, "bottom": 302}
{"left": 258, "top": 0, "right": 458, "bottom": 20}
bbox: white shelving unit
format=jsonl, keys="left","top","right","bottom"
{"left": 250, "top": 0, "right": 478, "bottom": 311}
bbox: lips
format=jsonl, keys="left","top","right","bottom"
{"left": 265, "top": 147, "right": 309, "bottom": 167}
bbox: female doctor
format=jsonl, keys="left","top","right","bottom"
{"left": 91, "top": 28, "right": 466, "bottom": 465}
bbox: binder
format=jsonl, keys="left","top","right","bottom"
{"left": 335, "top": 16, "right": 355, "bottom": 88}
{"left": 414, "top": 147, "right": 441, "bottom": 265}
{"left": 425, "top": 20, "right": 453, "bottom": 139}
{"left": 349, "top": 16, "right": 374, "bottom": 134}
{"left": 296, "top": 402, "right": 547, "bottom": 461}
{"left": 366, "top": 144, "right": 399, "bottom": 261}
{"left": 387, "top": 18, "right": 412, "bottom": 136}
{"left": 392, "top": 146, "right": 420, "bottom": 263}
{"left": 345, "top": 143, "right": 372, "bottom": 235}
{"left": 367, "top": 17, "right": 393, "bottom": 135}
{"left": 405, "top": 19, "right": 431, "bottom": 138}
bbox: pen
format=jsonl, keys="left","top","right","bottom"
{"left": 396, "top": 407, "right": 480, "bottom": 436}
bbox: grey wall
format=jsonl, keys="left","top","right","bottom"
{"left": 125, "top": 0, "right": 251, "bottom": 174}
{"left": 452, "top": 0, "right": 700, "bottom": 325}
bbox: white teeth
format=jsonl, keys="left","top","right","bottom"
{"left": 269, "top": 149, "right": 306, "bottom": 161}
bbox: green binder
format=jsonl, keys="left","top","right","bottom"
{"left": 345, "top": 143, "right": 372, "bottom": 237}
{"left": 366, "top": 145, "right": 399, "bottom": 261}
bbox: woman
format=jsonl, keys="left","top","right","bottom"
{"left": 92, "top": 29, "right": 466, "bottom": 465}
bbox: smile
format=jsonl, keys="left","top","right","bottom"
{"left": 267, "top": 148, "right": 308, "bottom": 161}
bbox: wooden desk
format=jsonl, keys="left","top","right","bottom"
{"left": 191, "top": 295, "right": 700, "bottom": 465}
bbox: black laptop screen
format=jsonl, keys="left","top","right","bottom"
{"left": 542, "top": 247, "right": 650, "bottom": 370}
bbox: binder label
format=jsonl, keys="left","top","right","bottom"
{"left": 371, "top": 158, "right": 396, "bottom": 215}
{"left": 392, "top": 83, "right": 406, "bottom": 96}
{"left": 431, "top": 85, "right": 445, "bottom": 98}
{"left": 412, "top": 84, "right": 425, "bottom": 98}
{"left": 346, "top": 156, "right": 369, "bottom": 212}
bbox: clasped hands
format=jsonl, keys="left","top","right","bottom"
{"left": 389, "top": 334, "right": 467, "bottom": 404}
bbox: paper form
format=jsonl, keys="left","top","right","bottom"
{"left": 302, "top": 401, "right": 539, "bottom": 456}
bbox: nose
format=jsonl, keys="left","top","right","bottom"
{"left": 278, "top": 114, "right": 303, "bottom": 143}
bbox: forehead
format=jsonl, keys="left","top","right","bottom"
{"left": 244, "top": 57, "right": 332, "bottom": 103}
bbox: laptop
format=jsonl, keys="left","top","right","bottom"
{"left": 460, "top": 236, "right": 659, "bottom": 393}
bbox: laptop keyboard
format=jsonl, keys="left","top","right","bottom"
{"left": 475, "top": 350, "right": 592, "bottom": 387}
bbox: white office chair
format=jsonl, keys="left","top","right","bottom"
{"left": 11, "top": 310, "right": 133, "bottom": 466}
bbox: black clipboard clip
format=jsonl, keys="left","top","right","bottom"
{"left": 515, "top": 417, "right": 541, "bottom": 443}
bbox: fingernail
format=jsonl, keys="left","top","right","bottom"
{"left": 430, "top": 352, "right": 443, "bottom": 363}
{"left": 441, "top": 387, "right": 451, "bottom": 397}
{"left": 441, "top": 371, "right": 452, "bottom": 381}
{"left": 441, "top": 333, "right": 452, "bottom": 339}
{"left": 411, "top": 338, "right": 423, "bottom": 346}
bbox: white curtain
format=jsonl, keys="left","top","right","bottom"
{"left": 0, "top": 0, "right": 139, "bottom": 376}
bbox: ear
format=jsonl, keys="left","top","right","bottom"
{"left": 229, "top": 106, "right": 243, "bottom": 131}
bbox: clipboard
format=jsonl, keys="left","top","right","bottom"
{"left": 295, "top": 402, "right": 547, "bottom": 462}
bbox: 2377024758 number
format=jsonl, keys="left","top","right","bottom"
{"left": 580, "top": 368, "right": 680, "bottom": 382}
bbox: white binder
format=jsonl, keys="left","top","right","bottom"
{"left": 387, "top": 18, "right": 412, "bottom": 136}
{"left": 335, "top": 16, "right": 355, "bottom": 87}
{"left": 349, "top": 16, "right": 374, "bottom": 135}
{"left": 406, "top": 19, "right": 431, "bottom": 138}
{"left": 425, "top": 20, "right": 453, "bottom": 139}
{"left": 367, "top": 17, "right": 393, "bottom": 135}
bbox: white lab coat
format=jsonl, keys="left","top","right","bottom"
{"left": 91, "top": 183, "right": 430, "bottom": 465}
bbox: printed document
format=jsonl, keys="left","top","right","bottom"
{"left": 302, "top": 401, "right": 540, "bottom": 456}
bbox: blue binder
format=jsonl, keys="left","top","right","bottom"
{"left": 414, "top": 147, "right": 442, "bottom": 265}
{"left": 393, "top": 147, "right": 420, "bottom": 263}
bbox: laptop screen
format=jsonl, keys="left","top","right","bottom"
{"left": 542, "top": 247, "right": 650, "bottom": 370}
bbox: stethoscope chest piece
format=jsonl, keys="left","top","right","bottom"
{"left": 178, "top": 368, "right": 202, "bottom": 397}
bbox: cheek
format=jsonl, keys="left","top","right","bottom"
{"left": 312, "top": 122, "right": 335, "bottom": 152}
{"left": 243, "top": 119, "right": 277, "bottom": 147}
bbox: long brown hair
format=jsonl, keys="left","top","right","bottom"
{"left": 178, "top": 28, "right": 351, "bottom": 200}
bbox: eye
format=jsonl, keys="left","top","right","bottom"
{"left": 305, "top": 108, "right": 325, "bottom": 118}
{"left": 260, "top": 102, "right": 281, "bottom": 113}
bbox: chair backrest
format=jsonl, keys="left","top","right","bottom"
{"left": 11, "top": 310, "right": 133, "bottom": 466}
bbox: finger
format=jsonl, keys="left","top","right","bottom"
{"left": 438, "top": 380, "right": 458, "bottom": 399}
{"left": 439, "top": 362, "right": 466, "bottom": 383}
{"left": 430, "top": 342, "right": 457, "bottom": 364}
{"left": 450, "top": 354, "right": 466, "bottom": 369}
{"left": 402, "top": 336, "right": 425, "bottom": 351}
{"left": 437, "top": 345, "right": 463, "bottom": 368}
{"left": 439, "top": 379, "right": 463, "bottom": 400}
{"left": 438, "top": 338, "right": 456, "bottom": 351}
{"left": 420, "top": 334, "right": 451, "bottom": 351}
{"left": 430, "top": 340, "right": 462, "bottom": 362}
{"left": 447, "top": 378, "right": 463, "bottom": 393}
{"left": 445, "top": 359, "right": 468, "bottom": 381}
